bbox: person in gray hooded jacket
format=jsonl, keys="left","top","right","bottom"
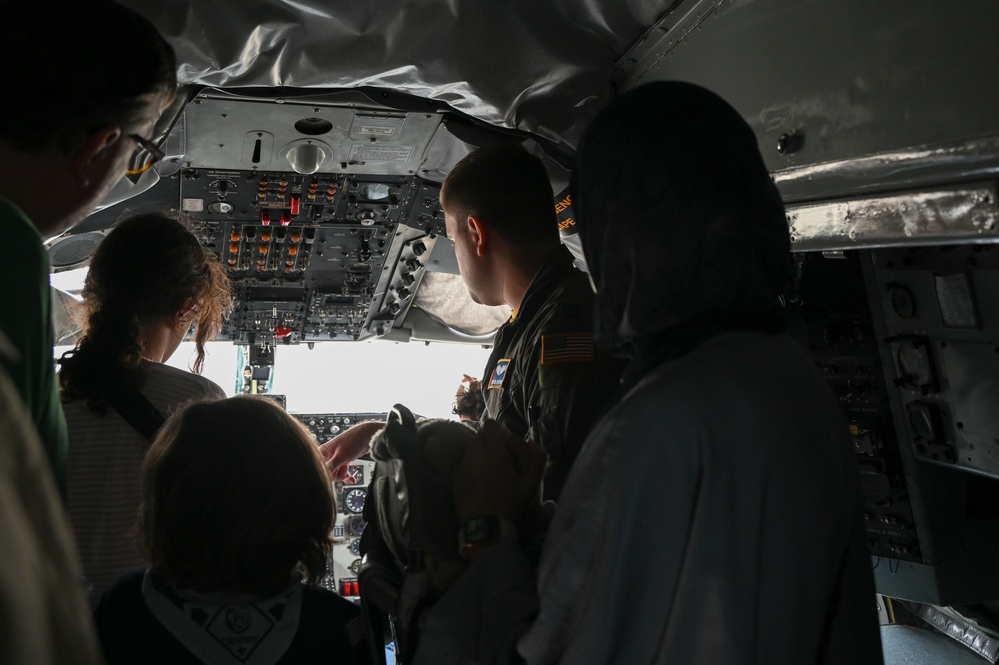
{"left": 413, "top": 81, "right": 884, "bottom": 665}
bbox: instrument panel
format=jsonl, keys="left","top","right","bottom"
{"left": 293, "top": 412, "right": 385, "bottom": 601}
{"left": 181, "top": 168, "right": 445, "bottom": 345}
{"left": 794, "top": 253, "right": 921, "bottom": 564}
{"left": 798, "top": 247, "right": 999, "bottom": 605}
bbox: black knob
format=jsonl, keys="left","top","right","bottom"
{"left": 777, "top": 131, "right": 804, "bottom": 155}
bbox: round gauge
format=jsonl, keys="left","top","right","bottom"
{"left": 897, "top": 344, "right": 930, "bottom": 387}
{"left": 342, "top": 465, "right": 363, "bottom": 485}
{"left": 350, "top": 559, "right": 362, "bottom": 574}
{"left": 207, "top": 201, "right": 234, "bottom": 215}
{"left": 890, "top": 285, "right": 915, "bottom": 319}
{"left": 359, "top": 183, "right": 390, "bottom": 201}
{"left": 346, "top": 515, "right": 367, "bottom": 537}
{"left": 343, "top": 487, "right": 367, "bottom": 514}
{"left": 348, "top": 538, "right": 362, "bottom": 556}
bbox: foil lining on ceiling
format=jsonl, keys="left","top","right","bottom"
{"left": 121, "top": 0, "right": 675, "bottom": 150}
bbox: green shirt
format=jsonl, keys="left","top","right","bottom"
{"left": 0, "top": 195, "right": 69, "bottom": 492}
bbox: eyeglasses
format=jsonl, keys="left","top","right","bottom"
{"left": 126, "top": 133, "right": 165, "bottom": 177}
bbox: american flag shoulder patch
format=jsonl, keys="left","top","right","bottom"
{"left": 541, "top": 333, "right": 594, "bottom": 365}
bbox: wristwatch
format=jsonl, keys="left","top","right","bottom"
{"left": 458, "top": 515, "right": 517, "bottom": 560}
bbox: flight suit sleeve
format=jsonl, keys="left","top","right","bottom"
{"left": 526, "top": 334, "right": 622, "bottom": 501}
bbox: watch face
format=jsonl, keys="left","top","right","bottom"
{"left": 464, "top": 516, "right": 498, "bottom": 544}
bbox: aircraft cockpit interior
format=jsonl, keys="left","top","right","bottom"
{"left": 54, "top": 85, "right": 530, "bottom": 382}
{"left": 19, "top": 0, "right": 999, "bottom": 663}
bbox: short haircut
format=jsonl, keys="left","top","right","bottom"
{"left": 59, "top": 212, "right": 233, "bottom": 414}
{"left": 440, "top": 143, "right": 558, "bottom": 245}
{"left": 140, "top": 396, "right": 335, "bottom": 596}
{"left": 0, "top": 2, "right": 176, "bottom": 153}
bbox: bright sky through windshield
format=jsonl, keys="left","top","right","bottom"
{"left": 52, "top": 270, "right": 493, "bottom": 421}
{"left": 167, "top": 340, "right": 489, "bottom": 419}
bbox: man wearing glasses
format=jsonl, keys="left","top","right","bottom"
{"left": 0, "top": 3, "right": 176, "bottom": 493}
{"left": 127, "top": 133, "right": 167, "bottom": 182}
{"left": 0, "top": 5, "right": 177, "bottom": 663}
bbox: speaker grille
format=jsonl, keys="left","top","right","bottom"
{"left": 48, "top": 232, "right": 105, "bottom": 268}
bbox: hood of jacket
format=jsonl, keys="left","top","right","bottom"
{"left": 571, "top": 81, "right": 792, "bottom": 384}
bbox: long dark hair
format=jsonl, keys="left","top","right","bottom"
{"left": 59, "top": 213, "right": 232, "bottom": 414}
{"left": 140, "top": 396, "right": 335, "bottom": 595}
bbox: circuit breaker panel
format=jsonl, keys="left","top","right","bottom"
{"left": 797, "top": 247, "right": 999, "bottom": 605}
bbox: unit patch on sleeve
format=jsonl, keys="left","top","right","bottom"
{"left": 541, "top": 333, "right": 594, "bottom": 364}
{"left": 488, "top": 359, "right": 512, "bottom": 389}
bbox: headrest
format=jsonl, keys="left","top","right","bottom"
{"left": 367, "top": 404, "right": 476, "bottom": 595}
